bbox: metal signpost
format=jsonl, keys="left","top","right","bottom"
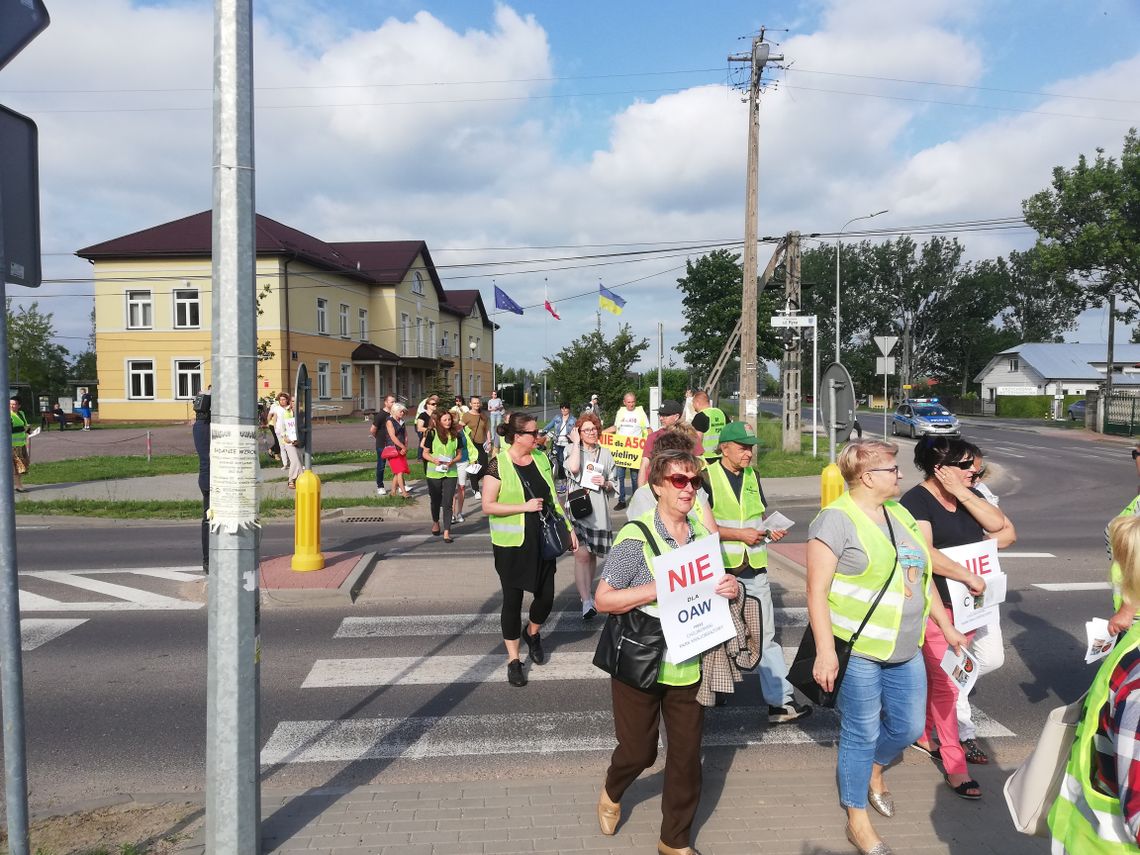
{"left": 874, "top": 335, "right": 899, "bottom": 439}
{"left": 771, "top": 313, "right": 818, "bottom": 456}
{"left": 0, "top": 4, "right": 50, "bottom": 852}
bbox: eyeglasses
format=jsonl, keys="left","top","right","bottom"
{"left": 516, "top": 430, "right": 540, "bottom": 438}
{"left": 969, "top": 467, "right": 988, "bottom": 482}
{"left": 579, "top": 426, "right": 599, "bottom": 433}
{"left": 945, "top": 458, "right": 975, "bottom": 470}
{"left": 663, "top": 473, "right": 703, "bottom": 491}
{"left": 865, "top": 466, "right": 900, "bottom": 476}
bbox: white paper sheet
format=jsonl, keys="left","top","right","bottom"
{"left": 1085, "top": 618, "right": 1119, "bottom": 663}
{"left": 939, "top": 646, "right": 979, "bottom": 695}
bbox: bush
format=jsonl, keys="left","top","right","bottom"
{"left": 995, "top": 394, "right": 1083, "bottom": 418}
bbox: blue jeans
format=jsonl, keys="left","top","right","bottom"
{"left": 376, "top": 452, "right": 388, "bottom": 488}
{"left": 616, "top": 465, "right": 633, "bottom": 502}
{"left": 739, "top": 573, "right": 792, "bottom": 706}
{"left": 835, "top": 652, "right": 926, "bottom": 809}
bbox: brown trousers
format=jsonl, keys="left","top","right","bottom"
{"left": 604, "top": 678, "right": 704, "bottom": 848}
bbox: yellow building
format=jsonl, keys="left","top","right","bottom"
{"left": 77, "top": 211, "right": 496, "bottom": 422}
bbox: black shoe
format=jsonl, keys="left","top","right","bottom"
{"left": 523, "top": 627, "right": 546, "bottom": 665}
{"left": 614, "top": 500, "right": 628, "bottom": 511}
{"left": 507, "top": 658, "right": 527, "bottom": 687}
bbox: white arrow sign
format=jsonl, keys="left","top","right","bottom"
{"left": 874, "top": 335, "right": 898, "bottom": 356}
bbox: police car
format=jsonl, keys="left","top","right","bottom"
{"left": 890, "top": 398, "right": 961, "bottom": 438}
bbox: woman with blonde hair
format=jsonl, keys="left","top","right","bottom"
{"left": 806, "top": 439, "right": 967, "bottom": 855}
{"left": 564, "top": 411, "right": 617, "bottom": 620}
{"left": 384, "top": 402, "right": 411, "bottom": 499}
{"left": 1050, "top": 513, "right": 1140, "bottom": 852}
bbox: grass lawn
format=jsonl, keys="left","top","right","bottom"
{"left": 14, "top": 495, "right": 414, "bottom": 520}
{"left": 752, "top": 419, "right": 832, "bottom": 477}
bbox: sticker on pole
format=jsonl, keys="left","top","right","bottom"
{"left": 208, "top": 424, "right": 260, "bottom": 532}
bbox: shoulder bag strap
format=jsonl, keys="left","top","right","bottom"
{"left": 627, "top": 520, "right": 662, "bottom": 556}
{"left": 848, "top": 510, "right": 900, "bottom": 646}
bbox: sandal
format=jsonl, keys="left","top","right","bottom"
{"left": 431, "top": 525, "right": 441, "bottom": 536}
{"left": 910, "top": 741, "right": 942, "bottom": 762}
{"left": 960, "top": 738, "right": 990, "bottom": 765}
{"left": 287, "top": 480, "right": 296, "bottom": 489}
{"left": 944, "top": 774, "right": 982, "bottom": 800}
{"left": 443, "top": 535, "right": 454, "bottom": 544}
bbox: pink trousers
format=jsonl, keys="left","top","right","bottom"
{"left": 920, "top": 617, "right": 975, "bottom": 776}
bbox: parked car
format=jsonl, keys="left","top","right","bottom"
{"left": 1068, "top": 399, "right": 1087, "bottom": 420}
{"left": 890, "top": 398, "right": 961, "bottom": 438}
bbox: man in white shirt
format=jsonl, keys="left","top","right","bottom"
{"left": 602, "top": 392, "right": 648, "bottom": 511}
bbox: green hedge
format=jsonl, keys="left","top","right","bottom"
{"left": 995, "top": 394, "right": 1083, "bottom": 418}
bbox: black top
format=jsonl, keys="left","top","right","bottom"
{"left": 691, "top": 411, "right": 709, "bottom": 433}
{"left": 372, "top": 410, "right": 390, "bottom": 448}
{"left": 900, "top": 484, "right": 986, "bottom": 603}
{"left": 486, "top": 454, "right": 557, "bottom": 592}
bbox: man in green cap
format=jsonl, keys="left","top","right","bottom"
{"left": 706, "top": 420, "right": 811, "bottom": 724}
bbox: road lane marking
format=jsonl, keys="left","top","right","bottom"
{"left": 260, "top": 707, "right": 1013, "bottom": 765}
{"left": 1033, "top": 582, "right": 1111, "bottom": 592}
{"left": 303, "top": 652, "right": 604, "bottom": 687}
{"left": 31, "top": 570, "right": 200, "bottom": 610}
{"left": 23, "top": 566, "right": 205, "bottom": 577}
{"left": 1000, "top": 553, "right": 1055, "bottom": 559}
{"left": 21, "top": 618, "right": 87, "bottom": 651}
{"left": 335, "top": 608, "right": 809, "bottom": 639}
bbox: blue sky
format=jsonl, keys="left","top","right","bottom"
{"left": 6, "top": 0, "right": 1140, "bottom": 374}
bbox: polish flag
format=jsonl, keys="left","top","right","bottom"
{"left": 544, "top": 299, "right": 561, "bottom": 320}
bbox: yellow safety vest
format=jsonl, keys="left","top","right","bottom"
{"left": 425, "top": 432, "right": 458, "bottom": 480}
{"left": 818, "top": 493, "right": 933, "bottom": 661}
{"left": 707, "top": 461, "right": 767, "bottom": 570}
{"left": 700, "top": 407, "right": 726, "bottom": 459}
{"left": 488, "top": 451, "right": 565, "bottom": 548}
{"left": 1048, "top": 623, "right": 1140, "bottom": 853}
{"left": 1110, "top": 496, "right": 1140, "bottom": 611}
{"left": 612, "top": 509, "right": 710, "bottom": 687}
{"left": 10, "top": 411, "right": 28, "bottom": 448}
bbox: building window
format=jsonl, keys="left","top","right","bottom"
{"left": 127, "top": 360, "right": 155, "bottom": 399}
{"left": 126, "top": 290, "right": 153, "bottom": 329}
{"left": 339, "top": 304, "right": 349, "bottom": 338}
{"left": 173, "top": 290, "right": 200, "bottom": 329}
{"left": 317, "top": 361, "right": 330, "bottom": 399}
{"left": 317, "top": 298, "right": 328, "bottom": 335}
{"left": 453, "top": 371, "right": 460, "bottom": 393}
{"left": 340, "top": 363, "right": 351, "bottom": 399}
{"left": 429, "top": 321, "right": 436, "bottom": 355}
{"left": 413, "top": 271, "right": 424, "bottom": 296}
{"left": 401, "top": 313, "right": 411, "bottom": 356}
{"left": 452, "top": 332, "right": 459, "bottom": 356}
{"left": 475, "top": 336, "right": 481, "bottom": 360}
{"left": 359, "top": 308, "right": 368, "bottom": 342}
{"left": 416, "top": 317, "right": 424, "bottom": 357}
{"left": 174, "top": 360, "right": 203, "bottom": 399}
{"left": 1009, "top": 358, "right": 1019, "bottom": 372}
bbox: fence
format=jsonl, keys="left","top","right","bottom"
{"left": 1104, "top": 393, "right": 1140, "bottom": 436}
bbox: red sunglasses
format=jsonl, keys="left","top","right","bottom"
{"left": 664, "top": 473, "right": 702, "bottom": 491}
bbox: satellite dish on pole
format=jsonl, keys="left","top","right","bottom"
{"left": 819, "top": 362, "right": 856, "bottom": 445}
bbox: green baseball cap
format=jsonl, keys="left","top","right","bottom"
{"left": 718, "top": 421, "right": 757, "bottom": 446}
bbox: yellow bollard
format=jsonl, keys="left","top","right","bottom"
{"left": 292, "top": 468, "right": 325, "bottom": 571}
{"left": 821, "top": 463, "right": 845, "bottom": 509}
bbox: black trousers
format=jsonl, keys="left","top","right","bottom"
{"left": 500, "top": 570, "right": 556, "bottom": 640}
{"left": 427, "top": 476, "right": 457, "bottom": 529}
{"left": 469, "top": 444, "right": 489, "bottom": 493}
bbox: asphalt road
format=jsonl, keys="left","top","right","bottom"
{"left": 9, "top": 418, "right": 1139, "bottom": 807}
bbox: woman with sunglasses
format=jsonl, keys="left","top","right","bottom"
{"left": 595, "top": 448, "right": 739, "bottom": 855}
{"left": 415, "top": 397, "right": 439, "bottom": 473}
{"left": 482, "top": 412, "right": 578, "bottom": 687}
{"left": 807, "top": 440, "right": 965, "bottom": 855}
{"left": 900, "top": 438, "right": 1014, "bottom": 800}
{"left": 564, "top": 411, "right": 617, "bottom": 620}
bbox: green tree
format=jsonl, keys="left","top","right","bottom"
{"left": 1023, "top": 129, "right": 1140, "bottom": 326}
{"left": 544, "top": 325, "right": 649, "bottom": 416}
{"left": 6, "top": 300, "right": 71, "bottom": 401}
{"left": 674, "top": 249, "right": 781, "bottom": 385}
{"left": 994, "top": 247, "right": 1082, "bottom": 342}
{"left": 69, "top": 305, "right": 98, "bottom": 382}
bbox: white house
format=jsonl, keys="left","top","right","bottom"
{"left": 974, "top": 343, "right": 1140, "bottom": 401}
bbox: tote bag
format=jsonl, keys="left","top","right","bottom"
{"left": 1003, "top": 693, "right": 1085, "bottom": 838}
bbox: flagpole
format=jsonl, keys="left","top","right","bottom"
{"left": 491, "top": 279, "right": 497, "bottom": 394}
{"left": 543, "top": 278, "right": 549, "bottom": 422}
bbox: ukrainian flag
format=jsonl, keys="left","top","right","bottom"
{"left": 599, "top": 284, "right": 626, "bottom": 315}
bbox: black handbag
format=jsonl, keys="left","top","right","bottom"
{"left": 568, "top": 488, "right": 592, "bottom": 519}
{"left": 593, "top": 521, "right": 666, "bottom": 689}
{"left": 787, "top": 513, "right": 899, "bottom": 708}
{"left": 520, "top": 470, "right": 570, "bottom": 561}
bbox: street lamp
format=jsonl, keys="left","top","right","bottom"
{"left": 835, "top": 209, "right": 888, "bottom": 363}
{"left": 469, "top": 338, "right": 478, "bottom": 397}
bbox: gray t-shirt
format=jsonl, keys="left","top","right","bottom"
{"left": 808, "top": 508, "right": 929, "bottom": 664}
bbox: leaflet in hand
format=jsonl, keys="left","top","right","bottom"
{"left": 580, "top": 459, "right": 604, "bottom": 491}
{"left": 434, "top": 455, "right": 452, "bottom": 474}
{"left": 1085, "top": 618, "right": 1119, "bottom": 663}
{"left": 27, "top": 427, "right": 41, "bottom": 439}
{"left": 939, "top": 646, "right": 979, "bottom": 695}
{"left": 940, "top": 539, "right": 1006, "bottom": 632}
{"left": 761, "top": 511, "right": 795, "bottom": 532}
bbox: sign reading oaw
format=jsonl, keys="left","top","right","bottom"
{"left": 599, "top": 431, "right": 646, "bottom": 470}
{"left": 654, "top": 533, "right": 736, "bottom": 664}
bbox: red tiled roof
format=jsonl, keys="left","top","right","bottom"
{"left": 330, "top": 240, "right": 445, "bottom": 301}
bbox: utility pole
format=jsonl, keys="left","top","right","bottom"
{"left": 729, "top": 31, "right": 782, "bottom": 431}
{"left": 205, "top": 1, "right": 261, "bottom": 851}
{"left": 782, "top": 232, "right": 801, "bottom": 452}
{"left": 1106, "top": 294, "right": 1116, "bottom": 399}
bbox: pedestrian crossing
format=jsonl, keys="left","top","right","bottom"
{"left": 260, "top": 606, "right": 1017, "bottom": 767}
{"left": 18, "top": 567, "right": 205, "bottom": 613}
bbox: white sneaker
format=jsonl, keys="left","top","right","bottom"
{"left": 376, "top": 487, "right": 387, "bottom": 496}
{"left": 454, "top": 513, "right": 466, "bottom": 523}
{"left": 473, "top": 491, "right": 481, "bottom": 499}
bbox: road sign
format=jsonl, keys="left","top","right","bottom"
{"left": 819, "top": 362, "right": 856, "bottom": 444}
{"left": 874, "top": 335, "right": 898, "bottom": 356}
{"left": 0, "top": 0, "right": 48, "bottom": 71}
{"left": 0, "top": 105, "right": 40, "bottom": 288}
{"left": 876, "top": 356, "right": 896, "bottom": 374}
{"left": 770, "top": 314, "right": 817, "bottom": 328}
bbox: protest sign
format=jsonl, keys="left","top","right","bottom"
{"left": 941, "top": 539, "right": 1006, "bottom": 632}
{"left": 653, "top": 533, "right": 735, "bottom": 664}
{"left": 940, "top": 646, "right": 979, "bottom": 695}
{"left": 600, "top": 431, "right": 645, "bottom": 470}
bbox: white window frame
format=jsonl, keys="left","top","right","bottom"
{"left": 339, "top": 303, "right": 349, "bottom": 338}
{"left": 401, "top": 313, "right": 411, "bottom": 356}
{"left": 173, "top": 359, "right": 203, "bottom": 399}
{"left": 428, "top": 321, "right": 436, "bottom": 356}
{"left": 126, "top": 290, "right": 153, "bottom": 330}
{"left": 127, "top": 359, "right": 156, "bottom": 399}
{"left": 475, "top": 336, "right": 481, "bottom": 360}
{"left": 317, "top": 361, "right": 331, "bottom": 400}
{"left": 452, "top": 332, "right": 459, "bottom": 356}
{"left": 412, "top": 271, "right": 425, "bottom": 296}
{"left": 1009, "top": 358, "right": 1019, "bottom": 372}
{"left": 339, "top": 363, "right": 352, "bottom": 399}
{"left": 359, "top": 308, "right": 368, "bottom": 342}
{"left": 173, "top": 289, "right": 200, "bottom": 329}
{"left": 317, "top": 298, "right": 328, "bottom": 335}
{"left": 416, "top": 317, "right": 424, "bottom": 357}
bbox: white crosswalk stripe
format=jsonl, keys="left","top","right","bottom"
{"left": 21, "top": 618, "right": 87, "bottom": 651}
{"left": 18, "top": 567, "right": 204, "bottom": 612}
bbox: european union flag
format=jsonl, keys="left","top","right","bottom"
{"left": 598, "top": 284, "right": 626, "bottom": 315}
{"left": 494, "top": 285, "right": 524, "bottom": 315}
